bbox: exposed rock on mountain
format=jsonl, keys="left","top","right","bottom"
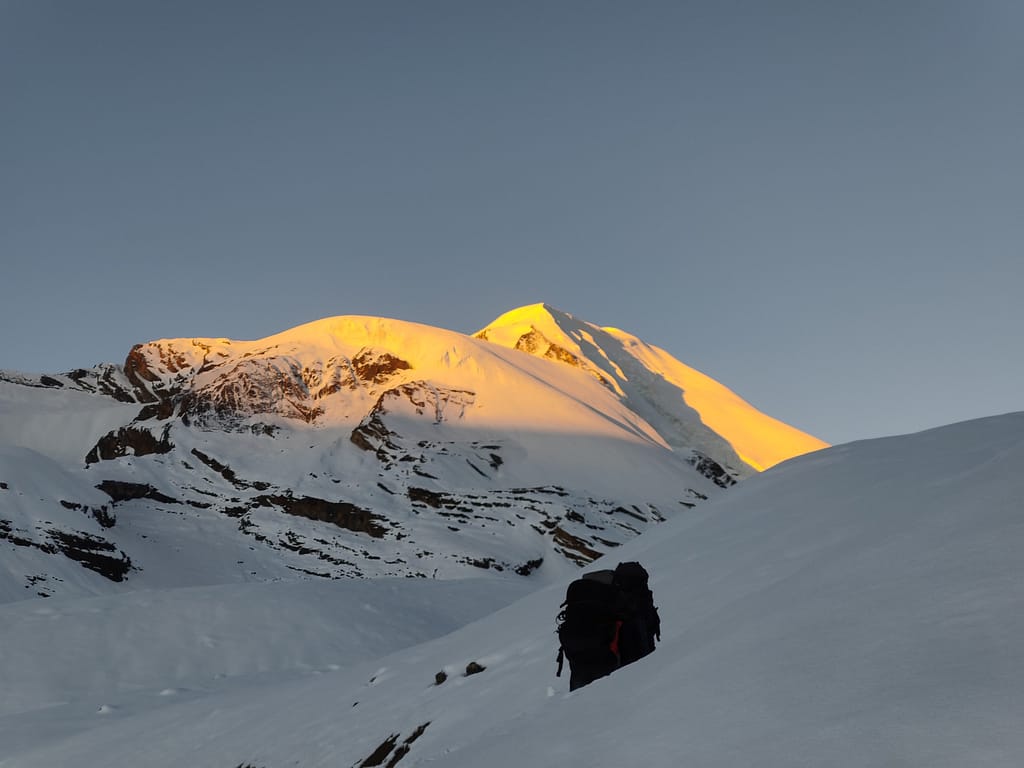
{"left": 86, "top": 425, "right": 173, "bottom": 465}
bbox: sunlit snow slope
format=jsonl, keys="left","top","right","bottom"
{"left": 477, "top": 303, "right": 827, "bottom": 471}
{"left": 3, "top": 413, "right": 1021, "bottom": 767}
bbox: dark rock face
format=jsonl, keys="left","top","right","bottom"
{"left": 95, "top": 480, "right": 178, "bottom": 504}
{"left": 122, "top": 346, "right": 166, "bottom": 403}
{"left": 136, "top": 401, "right": 176, "bottom": 421}
{"left": 252, "top": 494, "right": 388, "bottom": 538}
{"left": 515, "top": 557, "right": 544, "bottom": 576}
{"left": 552, "top": 525, "right": 603, "bottom": 565}
{"left": 351, "top": 383, "right": 476, "bottom": 458}
{"left": 1, "top": 366, "right": 139, "bottom": 402}
{"left": 351, "top": 349, "right": 412, "bottom": 384}
{"left": 687, "top": 451, "right": 738, "bottom": 488}
{"left": 356, "top": 722, "right": 430, "bottom": 768}
{"left": 60, "top": 500, "right": 116, "bottom": 528}
{"left": 304, "top": 356, "right": 353, "bottom": 399}
{"left": 0, "top": 518, "right": 34, "bottom": 548}
{"left": 190, "top": 448, "right": 244, "bottom": 486}
{"left": 86, "top": 426, "right": 173, "bottom": 465}
{"left": 67, "top": 365, "right": 138, "bottom": 403}
{"left": 515, "top": 329, "right": 581, "bottom": 367}
{"left": 150, "top": 349, "right": 413, "bottom": 430}
{"left": 507, "top": 328, "right": 613, "bottom": 389}
{"left": 406, "top": 487, "right": 448, "bottom": 509}
{"left": 123, "top": 342, "right": 416, "bottom": 431}
{"left": 47, "top": 530, "right": 133, "bottom": 582}
{"left": 0, "top": 520, "right": 133, "bottom": 583}
{"left": 351, "top": 407, "right": 402, "bottom": 457}
{"left": 179, "top": 360, "right": 324, "bottom": 428}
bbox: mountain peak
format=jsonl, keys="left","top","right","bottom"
{"left": 476, "top": 305, "right": 828, "bottom": 472}
{"left": 474, "top": 302, "right": 574, "bottom": 344}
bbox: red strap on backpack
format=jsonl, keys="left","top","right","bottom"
{"left": 609, "top": 620, "right": 624, "bottom": 659}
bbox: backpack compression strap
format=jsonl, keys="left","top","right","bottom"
{"left": 610, "top": 620, "right": 624, "bottom": 660}
{"left": 556, "top": 647, "right": 565, "bottom": 677}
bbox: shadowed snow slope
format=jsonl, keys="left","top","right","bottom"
{"left": 3, "top": 412, "right": 1022, "bottom": 767}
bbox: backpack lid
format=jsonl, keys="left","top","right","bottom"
{"left": 581, "top": 569, "right": 615, "bottom": 585}
{"left": 564, "top": 576, "right": 619, "bottom": 607}
{"left": 613, "top": 561, "right": 649, "bottom": 590}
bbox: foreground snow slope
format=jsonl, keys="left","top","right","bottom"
{"left": 0, "top": 577, "right": 532, "bottom": 719}
{"left": 4, "top": 412, "right": 1023, "bottom": 767}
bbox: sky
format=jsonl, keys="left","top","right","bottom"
{"left": 2, "top": 1, "right": 1022, "bottom": 446}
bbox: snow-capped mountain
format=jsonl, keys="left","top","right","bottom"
{"left": 3, "top": 412, "right": 1021, "bottom": 767}
{"left": 0, "top": 304, "right": 825, "bottom": 601}
{"left": 476, "top": 304, "right": 824, "bottom": 472}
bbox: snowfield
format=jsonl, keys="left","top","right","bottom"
{"left": 3, "top": 412, "right": 1024, "bottom": 767}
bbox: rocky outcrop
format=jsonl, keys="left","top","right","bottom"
{"left": 60, "top": 499, "right": 116, "bottom": 528}
{"left": 351, "top": 383, "right": 476, "bottom": 465}
{"left": 47, "top": 530, "right": 133, "bottom": 582}
{"left": 122, "top": 345, "right": 167, "bottom": 403}
{"left": 252, "top": 494, "right": 388, "bottom": 538}
{"left": 353, "top": 382, "right": 475, "bottom": 443}
{"left": 119, "top": 345, "right": 418, "bottom": 431}
{"left": 0, "top": 519, "right": 133, "bottom": 583}
{"left": 1, "top": 365, "right": 138, "bottom": 402}
{"left": 515, "top": 329, "right": 580, "bottom": 366}
{"left": 503, "top": 327, "right": 613, "bottom": 389}
{"left": 178, "top": 360, "right": 325, "bottom": 428}
{"left": 687, "top": 451, "right": 738, "bottom": 488}
{"left": 356, "top": 722, "right": 431, "bottom": 768}
{"left": 95, "top": 480, "right": 179, "bottom": 504}
{"left": 351, "top": 404, "right": 403, "bottom": 457}
{"left": 351, "top": 349, "right": 412, "bottom": 384}
{"left": 67, "top": 364, "right": 138, "bottom": 403}
{"left": 86, "top": 425, "right": 173, "bottom": 465}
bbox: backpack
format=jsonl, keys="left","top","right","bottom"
{"left": 611, "top": 561, "right": 660, "bottom": 665}
{"left": 556, "top": 563, "right": 660, "bottom": 690}
{"left": 555, "top": 569, "right": 625, "bottom": 690}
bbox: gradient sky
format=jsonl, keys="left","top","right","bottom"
{"left": 3, "top": 1, "right": 1022, "bottom": 446}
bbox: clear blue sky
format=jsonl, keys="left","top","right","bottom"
{"left": 3, "top": 1, "right": 1022, "bottom": 446}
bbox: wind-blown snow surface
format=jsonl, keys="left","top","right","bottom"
{"left": 3, "top": 413, "right": 1023, "bottom": 767}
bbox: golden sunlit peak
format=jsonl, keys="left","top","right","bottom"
{"left": 474, "top": 303, "right": 577, "bottom": 348}
{"left": 486, "top": 302, "right": 564, "bottom": 326}
{"left": 476, "top": 304, "right": 829, "bottom": 474}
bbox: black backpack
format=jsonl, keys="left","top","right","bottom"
{"left": 611, "top": 561, "right": 660, "bottom": 665}
{"left": 556, "top": 569, "right": 623, "bottom": 690}
{"left": 556, "top": 563, "right": 660, "bottom": 690}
